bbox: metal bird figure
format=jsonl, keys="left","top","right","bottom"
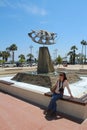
{"left": 28, "top": 30, "right": 57, "bottom": 45}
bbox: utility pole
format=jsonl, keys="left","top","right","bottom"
{"left": 54, "top": 49, "right": 58, "bottom": 59}
{"left": 29, "top": 45, "right": 33, "bottom": 55}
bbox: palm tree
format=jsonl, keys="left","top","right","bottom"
{"left": 18, "top": 54, "right": 25, "bottom": 63}
{"left": 27, "top": 53, "right": 34, "bottom": 60}
{"left": 27, "top": 53, "right": 34, "bottom": 66}
{"left": 0, "top": 51, "right": 2, "bottom": 60}
{"left": 81, "top": 40, "right": 87, "bottom": 63}
{"left": 67, "top": 51, "right": 73, "bottom": 64}
{"left": 56, "top": 55, "right": 62, "bottom": 66}
{"left": 18, "top": 54, "right": 25, "bottom": 59}
{"left": 0, "top": 51, "right": 2, "bottom": 64}
{"left": 5, "top": 51, "right": 10, "bottom": 62}
{"left": 71, "top": 45, "right": 78, "bottom": 64}
{"left": 7, "top": 44, "right": 17, "bottom": 63}
{"left": 1, "top": 51, "right": 10, "bottom": 62}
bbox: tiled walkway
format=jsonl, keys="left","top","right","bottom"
{"left": 0, "top": 92, "right": 87, "bottom": 130}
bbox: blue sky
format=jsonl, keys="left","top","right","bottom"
{"left": 0, "top": 0, "right": 87, "bottom": 61}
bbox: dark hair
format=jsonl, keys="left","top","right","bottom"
{"left": 59, "top": 72, "right": 67, "bottom": 81}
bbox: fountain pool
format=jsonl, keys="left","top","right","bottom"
{"left": 0, "top": 76, "right": 87, "bottom": 98}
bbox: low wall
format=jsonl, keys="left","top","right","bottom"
{"left": 0, "top": 82, "right": 87, "bottom": 120}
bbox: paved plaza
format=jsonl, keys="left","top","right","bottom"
{"left": 0, "top": 65, "right": 87, "bottom": 130}
{"left": 0, "top": 92, "right": 87, "bottom": 130}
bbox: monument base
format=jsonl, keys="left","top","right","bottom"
{"left": 12, "top": 72, "right": 80, "bottom": 87}
{"left": 37, "top": 47, "right": 54, "bottom": 73}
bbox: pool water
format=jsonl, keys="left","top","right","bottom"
{"left": 0, "top": 76, "right": 87, "bottom": 98}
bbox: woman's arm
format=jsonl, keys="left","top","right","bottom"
{"left": 64, "top": 80, "right": 73, "bottom": 97}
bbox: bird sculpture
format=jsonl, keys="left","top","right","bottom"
{"left": 28, "top": 30, "right": 57, "bottom": 45}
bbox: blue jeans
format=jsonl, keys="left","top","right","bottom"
{"left": 48, "top": 93, "right": 63, "bottom": 113}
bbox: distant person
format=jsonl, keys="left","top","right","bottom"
{"left": 44, "top": 72, "right": 73, "bottom": 117}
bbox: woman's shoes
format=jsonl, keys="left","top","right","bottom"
{"left": 43, "top": 109, "right": 51, "bottom": 115}
{"left": 51, "top": 111, "right": 57, "bottom": 117}
{"left": 43, "top": 109, "right": 57, "bottom": 117}
{"left": 43, "top": 110, "right": 47, "bottom": 115}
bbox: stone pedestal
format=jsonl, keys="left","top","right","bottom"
{"left": 37, "top": 47, "right": 54, "bottom": 73}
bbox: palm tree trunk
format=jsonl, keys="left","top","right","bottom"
{"left": 5, "top": 58, "right": 7, "bottom": 62}
{"left": 12, "top": 51, "right": 14, "bottom": 63}
{"left": 82, "top": 44, "right": 83, "bottom": 64}
{"left": 85, "top": 45, "right": 86, "bottom": 63}
{"left": 73, "top": 50, "right": 75, "bottom": 64}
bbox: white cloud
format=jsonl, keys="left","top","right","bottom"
{"left": 17, "top": 3, "right": 47, "bottom": 16}
{"left": 0, "top": 0, "right": 47, "bottom": 16}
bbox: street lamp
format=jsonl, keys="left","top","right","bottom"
{"left": 54, "top": 49, "right": 58, "bottom": 59}
{"left": 29, "top": 45, "right": 33, "bottom": 55}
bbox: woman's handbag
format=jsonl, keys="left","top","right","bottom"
{"left": 50, "top": 84, "right": 57, "bottom": 93}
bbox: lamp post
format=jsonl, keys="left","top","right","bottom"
{"left": 29, "top": 45, "right": 33, "bottom": 55}
{"left": 54, "top": 49, "right": 58, "bottom": 59}
{"left": 29, "top": 45, "right": 33, "bottom": 66}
